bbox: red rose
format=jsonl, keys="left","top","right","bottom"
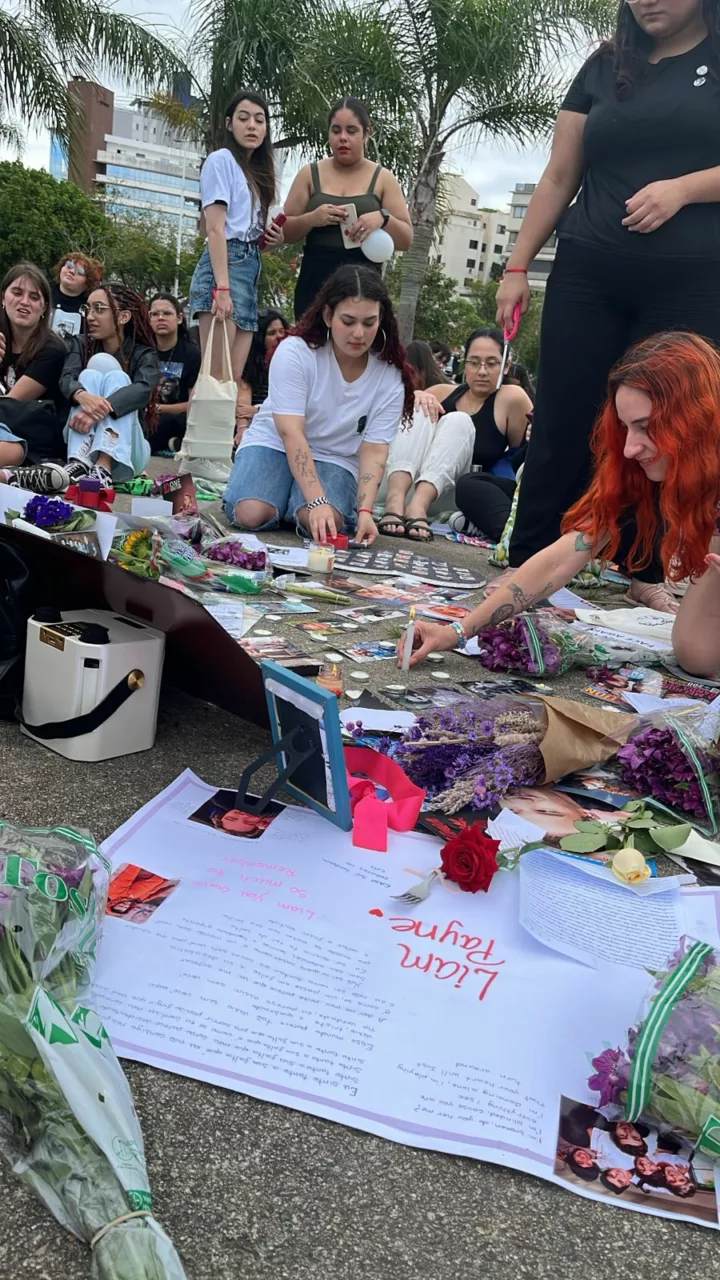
{"left": 440, "top": 826, "right": 500, "bottom": 894}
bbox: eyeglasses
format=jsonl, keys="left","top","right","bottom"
{"left": 150, "top": 309, "right": 176, "bottom": 319}
{"left": 465, "top": 357, "right": 502, "bottom": 371}
{"left": 80, "top": 302, "right": 111, "bottom": 316}
{"left": 64, "top": 260, "right": 86, "bottom": 276}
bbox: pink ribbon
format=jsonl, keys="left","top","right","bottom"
{"left": 344, "top": 746, "right": 425, "bottom": 853}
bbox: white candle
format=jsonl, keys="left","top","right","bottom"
{"left": 401, "top": 606, "right": 416, "bottom": 672}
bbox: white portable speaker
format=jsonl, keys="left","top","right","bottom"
{"left": 21, "top": 608, "right": 165, "bottom": 762}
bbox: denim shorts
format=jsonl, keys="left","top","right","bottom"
{"left": 224, "top": 445, "right": 358, "bottom": 532}
{"left": 189, "top": 239, "right": 260, "bottom": 330}
{"left": 0, "top": 424, "right": 25, "bottom": 456}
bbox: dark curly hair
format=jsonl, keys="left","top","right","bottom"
{"left": 84, "top": 283, "right": 158, "bottom": 432}
{"left": 604, "top": 0, "right": 717, "bottom": 99}
{"left": 291, "top": 265, "right": 415, "bottom": 422}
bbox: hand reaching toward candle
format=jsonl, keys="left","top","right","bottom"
{"left": 397, "top": 619, "right": 462, "bottom": 667}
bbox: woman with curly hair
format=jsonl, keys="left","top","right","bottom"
{"left": 58, "top": 282, "right": 159, "bottom": 487}
{"left": 225, "top": 265, "right": 414, "bottom": 545}
{"left": 495, "top": 0, "right": 720, "bottom": 613}
{"left": 51, "top": 252, "right": 103, "bottom": 340}
{"left": 398, "top": 332, "right": 720, "bottom": 665}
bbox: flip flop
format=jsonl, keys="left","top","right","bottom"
{"left": 377, "top": 511, "right": 407, "bottom": 538}
{"left": 404, "top": 517, "right": 434, "bottom": 543}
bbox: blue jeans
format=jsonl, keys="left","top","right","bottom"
{"left": 224, "top": 445, "right": 358, "bottom": 533}
{"left": 189, "top": 240, "right": 260, "bottom": 330}
{"left": 64, "top": 354, "right": 151, "bottom": 482}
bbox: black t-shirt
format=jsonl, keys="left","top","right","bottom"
{"left": 559, "top": 38, "right": 720, "bottom": 258}
{"left": 50, "top": 284, "right": 87, "bottom": 340}
{"left": 155, "top": 336, "right": 201, "bottom": 406}
{"left": 0, "top": 336, "right": 66, "bottom": 410}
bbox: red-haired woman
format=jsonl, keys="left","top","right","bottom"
{"left": 398, "top": 331, "right": 720, "bottom": 666}
{"left": 225, "top": 265, "right": 414, "bottom": 545}
{"left": 58, "top": 283, "right": 159, "bottom": 488}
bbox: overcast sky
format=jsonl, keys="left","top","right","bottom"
{"left": 2, "top": 0, "right": 554, "bottom": 211}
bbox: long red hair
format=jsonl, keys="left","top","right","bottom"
{"left": 563, "top": 332, "right": 720, "bottom": 582}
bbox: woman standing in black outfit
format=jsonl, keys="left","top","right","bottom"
{"left": 496, "top": 0, "right": 720, "bottom": 612}
{"left": 283, "top": 97, "right": 413, "bottom": 319}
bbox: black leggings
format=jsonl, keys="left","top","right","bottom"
{"left": 455, "top": 472, "right": 516, "bottom": 542}
{"left": 509, "top": 239, "right": 720, "bottom": 570}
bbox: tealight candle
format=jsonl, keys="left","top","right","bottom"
{"left": 430, "top": 671, "right": 451, "bottom": 681}
{"left": 316, "top": 662, "right": 343, "bottom": 696}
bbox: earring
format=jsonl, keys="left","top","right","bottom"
{"left": 377, "top": 328, "right": 387, "bottom": 356}
{"left": 326, "top": 326, "right": 332, "bottom": 343}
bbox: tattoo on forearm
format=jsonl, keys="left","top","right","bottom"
{"left": 294, "top": 446, "right": 318, "bottom": 486}
{"left": 486, "top": 603, "right": 515, "bottom": 629}
{"left": 574, "top": 532, "right": 592, "bottom": 553}
{"left": 508, "top": 580, "right": 554, "bottom": 612}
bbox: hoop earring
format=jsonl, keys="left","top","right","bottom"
{"left": 377, "top": 328, "right": 387, "bottom": 356}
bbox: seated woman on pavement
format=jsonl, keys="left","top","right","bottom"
{"left": 398, "top": 331, "right": 720, "bottom": 666}
{"left": 380, "top": 327, "right": 532, "bottom": 543}
{"left": 58, "top": 283, "right": 159, "bottom": 488}
{"left": 148, "top": 293, "right": 201, "bottom": 456}
{"left": 225, "top": 265, "right": 414, "bottom": 545}
{"left": 0, "top": 262, "right": 70, "bottom": 493}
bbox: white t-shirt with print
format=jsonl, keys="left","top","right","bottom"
{"left": 200, "top": 149, "right": 262, "bottom": 241}
{"left": 240, "top": 336, "right": 404, "bottom": 479}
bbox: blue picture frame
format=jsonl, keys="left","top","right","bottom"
{"left": 261, "top": 661, "right": 352, "bottom": 830}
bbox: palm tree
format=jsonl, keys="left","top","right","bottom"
{"left": 301, "top": 0, "right": 615, "bottom": 339}
{"left": 0, "top": 0, "right": 185, "bottom": 145}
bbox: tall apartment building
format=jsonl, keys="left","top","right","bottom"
{"left": 51, "top": 80, "right": 202, "bottom": 242}
{"left": 506, "top": 182, "right": 557, "bottom": 289}
{"left": 433, "top": 175, "right": 509, "bottom": 295}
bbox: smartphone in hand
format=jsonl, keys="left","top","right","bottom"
{"left": 340, "top": 203, "right": 359, "bottom": 249}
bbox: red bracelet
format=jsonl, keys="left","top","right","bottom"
{"left": 212, "top": 287, "right": 231, "bottom": 295}
{"left": 504, "top": 268, "right": 528, "bottom": 275}
{"left": 358, "top": 507, "right": 374, "bottom": 514}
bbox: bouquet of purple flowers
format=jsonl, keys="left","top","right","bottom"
{"left": 477, "top": 610, "right": 662, "bottom": 679}
{"left": 588, "top": 937, "right": 720, "bottom": 1163}
{"left": 616, "top": 705, "right": 720, "bottom": 834}
{"left": 394, "top": 698, "right": 545, "bottom": 812}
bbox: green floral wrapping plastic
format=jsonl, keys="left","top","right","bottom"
{"left": 0, "top": 821, "right": 185, "bottom": 1279}
{"left": 588, "top": 937, "right": 720, "bottom": 1160}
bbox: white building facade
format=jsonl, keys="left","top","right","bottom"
{"left": 506, "top": 182, "right": 557, "bottom": 289}
{"left": 433, "top": 175, "right": 509, "bottom": 295}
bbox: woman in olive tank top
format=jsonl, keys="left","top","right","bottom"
{"left": 284, "top": 97, "right": 413, "bottom": 320}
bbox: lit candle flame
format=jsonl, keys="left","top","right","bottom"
{"left": 409, "top": 606, "right": 416, "bottom": 621}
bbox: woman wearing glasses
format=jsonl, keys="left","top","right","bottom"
{"left": 51, "top": 253, "right": 102, "bottom": 341}
{"left": 148, "top": 293, "right": 201, "bottom": 455}
{"left": 379, "top": 327, "right": 531, "bottom": 542}
{"left": 58, "top": 283, "right": 159, "bottom": 488}
{"left": 494, "top": 0, "right": 720, "bottom": 613}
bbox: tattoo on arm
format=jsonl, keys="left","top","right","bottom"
{"left": 574, "top": 532, "right": 592, "bottom": 553}
{"left": 293, "top": 446, "right": 318, "bottom": 486}
{"left": 508, "top": 580, "right": 554, "bottom": 612}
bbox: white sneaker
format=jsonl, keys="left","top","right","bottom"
{"left": 449, "top": 510, "right": 480, "bottom": 535}
{"left": 178, "top": 456, "right": 231, "bottom": 483}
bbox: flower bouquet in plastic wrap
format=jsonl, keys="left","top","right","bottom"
{"left": 477, "top": 609, "right": 663, "bottom": 678}
{"left": 615, "top": 703, "right": 720, "bottom": 836}
{"left": 394, "top": 694, "right": 636, "bottom": 814}
{"left": 0, "top": 820, "right": 185, "bottom": 1278}
{"left": 588, "top": 937, "right": 720, "bottom": 1161}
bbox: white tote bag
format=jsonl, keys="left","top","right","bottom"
{"left": 182, "top": 316, "right": 237, "bottom": 461}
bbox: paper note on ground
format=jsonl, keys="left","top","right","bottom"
{"left": 89, "top": 769, "right": 720, "bottom": 1230}
{"left": 622, "top": 692, "right": 701, "bottom": 715}
{"left": 548, "top": 588, "right": 590, "bottom": 610}
{"left": 574, "top": 607, "right": 674, "bottom": 643}
{"left": 519, "top": 848, "right": 683, "bottom": 969}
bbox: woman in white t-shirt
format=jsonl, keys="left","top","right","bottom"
{"left": 187, "top": 89, "right": 284, "bottom": 482}
{"left": 225, "top": 265, "right": 415, "bottom": 544}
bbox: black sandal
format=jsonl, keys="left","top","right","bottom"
{"left": 404, "top": 517, "right": 434, "bottom": 543}
{"left": 377, "top": 511, "right": 408, "bottom": 538}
